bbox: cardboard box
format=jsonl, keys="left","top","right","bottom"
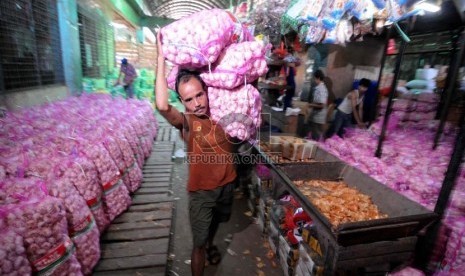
{"left": 281, "top": 137, "right": 316, "bottom": 161}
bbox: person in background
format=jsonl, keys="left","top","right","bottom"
{"left": 283, "top": 62, "right": 296, "bottom": 112}
{"left": 155, "top": 33, "right": 236, "bottom": 276}
{"left": 116, "top": 58, "right": 137, "bottom": 98}
{"left": 307, "top": 70, "right": 328, "bottom": 141}
{"left": 330, "top": 78, "right": 371, "bottom": 137}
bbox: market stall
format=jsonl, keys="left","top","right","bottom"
{"left": 251, "top": 136, "right": 437, "bottom": 274}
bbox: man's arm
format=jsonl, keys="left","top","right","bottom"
{"left": 350, "top": 91, "right": 365, "bottom": 128}
{"left": 155, "top": 32, "right": 183, "bottom": 129}
{"left": 309, "top": 102, "right": 324, "bottom": 109}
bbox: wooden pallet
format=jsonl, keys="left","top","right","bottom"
{"left": 156, "top": 126, "right": 179, "bottom": 142}
{"left": 93, "top": 142, "right": 175, "bottom": 275}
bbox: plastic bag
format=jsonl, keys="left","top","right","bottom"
{"left": 321, "top": 0, "right": 354, "bottom": 30}
{"left": 1, "top": 180, "right": 83, "bottom": 276}
{"left": 122, "top": 162, "right": 143, "bottom": 193}
{"left": 161, "top": 9, "right": 242, "bottom": 67}
{"left": 48, "top": 177, "right": 100, "bottom": 275}
{"left": 208, "top": 84, "right": 262, "bottom": 141}
{"left": 200, "top": 41, "right": 269, "bottom": 89}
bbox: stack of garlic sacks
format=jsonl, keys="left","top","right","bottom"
{"left": 0, "top": 95, "right": 157, "bottom": 276}
{"left": 161, "top": 8, "right": 269, "bottom": 141}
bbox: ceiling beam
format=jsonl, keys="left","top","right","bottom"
{"left": 168, "top": 12, "right": 195, "bottom": 19}
{"left": 158, "top": 8, "right": 204, "bottom": 17}
{"left": 150, "top": 0, "right": 227, "bottom": 11}
{"left": 154, "top": 2, "right": 212, "bottom": 14}
{"left": 155, "top": 1, "right": 214, "bottom": 12}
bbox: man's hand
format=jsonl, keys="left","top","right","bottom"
{"left": 357, "top": 122, "right": 366, "bottom": 129}
{"left": 157, "top": 31, "right": 164, "bottom": 58}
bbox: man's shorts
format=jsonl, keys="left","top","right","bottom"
{"left": 189, "top": 182, "right": 235, "bottom": 248}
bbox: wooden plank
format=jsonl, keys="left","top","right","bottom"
{"left": 143, "top": 164, "right": 173, "bottom": 169}
{"left": 163, "top": 128, "right": 170, "bottom": 141}
{"left": 132, "top": 194, "right": 174, "bottom": 204}
{"left": 170, "top": 127, "right": 179, "bottom": 142}
{"left": 142, "top": 164, "right": 173, "bottom": 169}
{"left": 143, "top": 176, "right": 171, "bottom": 182}
{"left": 337, "top": 252, "right": 413, "bottom": 270}
{"left": 102, "top": 227, "right": 170, "bottom": 242}
{"left": 144, "top": 165, "right": 173, "bottom": 172}
{"left": 153, "top": 141, "right": 173, "bottom": 145}
{"left": 127, "top": 202, "right": 173, "bottom": 212}
{"left": 142, "top": 169, "right": 173, "bottom": 174}
{"left": 107, "top": 219, "right": 171, "bottom": 232}
{"left": 94, "top": 254, "right": 167, "bottom": 271}
{"left": 93, "top": 267, "right": 165, "bottom": 276}
{"left": 147, "top": 153, "right": 172, "bottom": 159}
{"left": 113, "top": 209, "right": 172, "bottom": 224}
{"left": 141, "top": 172, "right": 172, "bottom": 178}
{"left": 155, "top": 128, "right": 164, "bottom": 141}
{"left": 101, "top": 239, "right": 169, "bottom": 257}
{"left": 140, "top": 182, "right": 170, "bottom": 188}
{"left": 145, "top": 158, "right": 172, "bottom": 163}
{"left": 338, "top": 236, "right": 417, "bottom": 260}
{"left": 135, "top": 187, "right": 172, "bottom": 195}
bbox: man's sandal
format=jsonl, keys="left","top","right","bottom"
{"left": 206, "top": 246, "right": 222, "bottom": 265}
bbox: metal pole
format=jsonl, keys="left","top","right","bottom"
{"left": 436, "top": 30, "right": 460, "bottom": 120}
{"left": 417, "top": 99, "right": 465, "bottom": 271}
{"left": 433, "top": 29, "right": 465, "bottom": 149}
{"left": 372, "top": 26, "right": 393, "bottom": 125}
{"left": 375, "top": 24, "right": 409, "bottom": 158}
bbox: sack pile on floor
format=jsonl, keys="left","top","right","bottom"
{"left": 0, "top": 94, "right": 158, "bottom": 275}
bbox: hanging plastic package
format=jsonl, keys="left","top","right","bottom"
{"left": 305, "top": 24, "right": 326, "bottom": 44}
{"left": 336, "top": 19, "right": 354, "bottom": 45}
{"left": 371, "top": 0, "right": 386, "bottom": 9}
{"left": 322, "top": 27, "right": 338, "bottom": 44}
{"left": 321, "top": 0, "right": 355, "bottom": 30}
{"left": 300, "top": 0, "right": 325, "bottom": 22}
{"left": 280, "top": 0, "right": 301, "bottom": 34}
{"left": 350, "top": 0, "right": 376, "bottom": 21}
{"left": 387, "top": 0, "right": 424, "bottom": 24}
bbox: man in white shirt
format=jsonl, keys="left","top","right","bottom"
{"left": 330, "top": 78, "right": 371, "bottom": 137}
{"left": 307, "top": 70, "right": 328, "bottom": 141}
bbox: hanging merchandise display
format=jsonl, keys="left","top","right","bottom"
{"left": 278, "top": 0, "right": 426, "bottom": 45}
{"left": 251, "top": 0, "right": 292, "bottom": 38}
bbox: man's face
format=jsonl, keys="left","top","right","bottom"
{"left": 178, "top": 77, "right": 209, "bottom": 116}
{"left": 359, "top": 85, "right": 368, "bottom": 93}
